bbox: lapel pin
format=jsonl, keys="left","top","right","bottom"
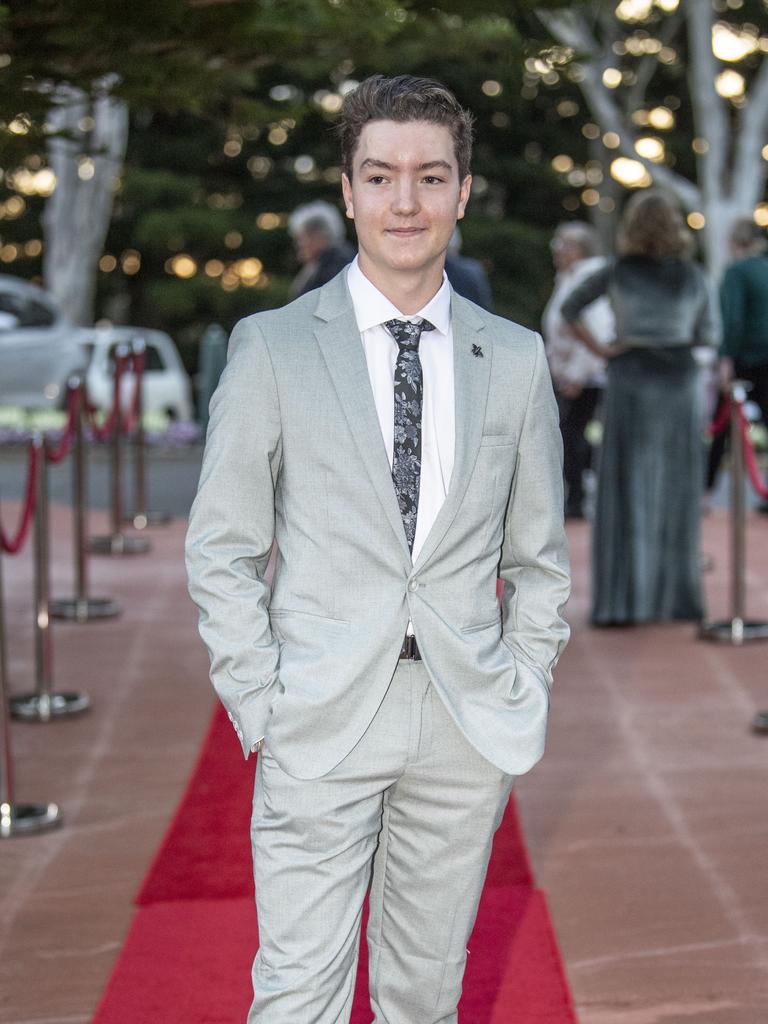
{"left": 472, "top": 344, "right": 484, "bottom": 358}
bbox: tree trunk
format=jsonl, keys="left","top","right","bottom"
{"left": 701, "top": 198, "right": 746, "bottom": 283}
{"left": 43, "top": 84, "right": 129, "bottom": 326}
{"left": 538, "top": 4, "right": 768, "bottom": 282}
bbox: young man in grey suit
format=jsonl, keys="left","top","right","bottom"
{"left": 186, "top": 75, "right": 570, "bottom": 1024}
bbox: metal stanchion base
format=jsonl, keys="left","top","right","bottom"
{"left": 124, "top": 511, "right": 172, "bottom": 529}
{"left": 89, "top": 533, "right": 151, "bottom": 555}
{"left": 9, "top": 691, "right": 92, "bottom": 721}
{"left": 49, "top": 596, "right": 122, "bottom": 622}
{"left": 1, "top": 801, "right": 62, "bottom": 838}
{"left": 699, "top": 618, "right": 768, "bottom": 645}
{"left": 753, "top": 711, "right": 768, "bottom": 734}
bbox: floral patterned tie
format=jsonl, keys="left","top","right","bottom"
{"left": 384, "top": 318, "right": 436, "bottom": 553}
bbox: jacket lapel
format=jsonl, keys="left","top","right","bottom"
{"left": 413, "top": 297, "right": 490, "bottom": 571}
{"left": 313, "top": 275, "right": 412, "bottom": 568}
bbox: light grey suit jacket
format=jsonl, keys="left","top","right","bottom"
{"left": 185, "top": 271, "right": 570, "bottom": 780}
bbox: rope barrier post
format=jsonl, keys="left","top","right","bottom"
{"left": 10, "top": 436, "right": 91, "bottom": 722}
{"left": 50, "top": 378, "right": 121, "bottom": 623}
{"left": 89, "top": 344, "right": 150, "bottom": 556}
{"left": 0, "top": 548, "right": 62, "bottom": 837}
{"left": 700, "top": 381, "right": 768, "bottom": 645}
{"left": 197, "top": 324, "right": 228, "bottom": 432}
{"left": 124, "top": 337, "right": 170, "bottom": 530}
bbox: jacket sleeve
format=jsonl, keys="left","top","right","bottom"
{"left": 185, "top": 318, "right": 283, "bottom": 758}
{"left": 560, "top": 264, "right": 611, "bottom": 324}
{"left": 499, "top": 335, "right": 571, "bottom": 689}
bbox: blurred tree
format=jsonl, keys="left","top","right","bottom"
{"left": 0, "top": 0, "right": 409, "bottom": 323}
{"left": 102, "top": 2, "right": 579, "bottom": 353}
{"left": 1, "top": 0, "right": 581, "bottom": 350}
{"left": 535, "top": 0, "right": 768, "bottom": 277}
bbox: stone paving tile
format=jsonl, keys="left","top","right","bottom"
{"left": 517, "top": 513, "right": 768, "bottom": 1024}
{"left": 2, "top": 502, "right": 767, "bottom": 1024}
{"left": 0, "top": 508, "right": 213, "bottom": 1024}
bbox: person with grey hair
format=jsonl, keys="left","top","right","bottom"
{"left": 287, "top": 200, "right": 355, "bottom": 297}
{"left": 706, "top": 218, "right": 768, "bottom": 507}
{"left": 542, "top": 221, "right": 615, "bottom": 518}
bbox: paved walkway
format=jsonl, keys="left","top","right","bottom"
{"left": 517, "top": 514, "right": 768, "bottom": 1024}
{"left": 0, "top": 505, "right": 213, "bottom": 1024}
{"left": 0, "top": 499, "right": 767, "bottom": 1023}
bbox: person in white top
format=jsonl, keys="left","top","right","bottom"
{"left": 542, "top": 222, "right": 615, "bottom": 518}
{"left": 186, "top": 74, "right": 569, "bottom": 1024}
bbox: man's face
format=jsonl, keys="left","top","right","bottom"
{"left": 341, "top": 119, "right": 471, "bottom": 283}
{"left": 295, "top": 228, "right": 328, "bottom": 265}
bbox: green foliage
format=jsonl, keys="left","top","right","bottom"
{"left": 460, "top": 217, "right": 554, "bottom": 329}
{"left": 0, "top": 0, "right": 402, "bottom": 109}
{"left": 1, "top": 0, "right": 581, "bottom": 368}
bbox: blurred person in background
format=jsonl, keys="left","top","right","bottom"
{"left": 562, "top": 191, "right": 720, "bottom": 626}
{"left": 444, "top": 226, "right": 494, "bottom": 311}
{"left": 706, "top": 219, "right": 768, "bottom": 512}
{"left": 288, "top": 200, "right": 356, "bottom": 298}
{"left": 542, "top": 222, "right": 615, "bottom": 519}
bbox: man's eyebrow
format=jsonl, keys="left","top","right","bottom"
{"left": 418, "top": 160, "right": 453, "bottom": 171}
{"left": 358, "top": 158, "right": 454, "bottom": 172}
{"left": 359, "top": 159, "right": 394, "bottom": 170}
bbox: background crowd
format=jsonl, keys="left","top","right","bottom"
{"left": 545, "top": 204, "right": 767, "bottom": 630}
{"left": 280, "top": 188, "right": 767, "bottom": 635}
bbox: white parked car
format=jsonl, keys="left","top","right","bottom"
{"left": 86, "top": 327, "right": 193, "bottom": 421}
{"left": 0, "top": 274, "right": 91, "bottom": 408}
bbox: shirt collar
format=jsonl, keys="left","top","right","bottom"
{"left": 346, "top": 256, "right": 452, "bottom": 336}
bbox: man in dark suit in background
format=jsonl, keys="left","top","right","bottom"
{"left": 288, "top": 200, "right": 356, "bottom": 297}
{"left": 444, "top": 226, "right": 494, "bottom": 311}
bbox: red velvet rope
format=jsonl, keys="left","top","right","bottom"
{"left": 0, "top": 442, "right": 39, "bottom": 555}
{"left": 739, "top": 405, "right": 768, "bottom": 500}
{"left": 708, "top": 397, "right": 730, "bottom": 438}
{"left": 46, "top": 384, "right": 80, "bottom": 465}
{"left": 84, "top": 353, "right": 128, "bottom": 441}
{"left": 122, "top": 348, "right": 145, "bottom": 434}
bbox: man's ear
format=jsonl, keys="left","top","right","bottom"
{"left": 341, "top": 174, "right": 354, "bottom": 219}
{"left": 457, "top": 174, "right": 472, "bottom": 220}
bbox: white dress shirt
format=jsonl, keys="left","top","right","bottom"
{"left": 346, "top": 257, "right": 455, "bottom": 563}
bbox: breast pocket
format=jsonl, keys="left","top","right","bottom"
{"left": 466, "top": 440, "right": 519, "bottom": 552}
{"left": 479, "top": 434, "right": 517, "bottom": 448}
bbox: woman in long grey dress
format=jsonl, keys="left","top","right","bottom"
{"left": 561, "top": 191, "right": 720, "bottom": 625}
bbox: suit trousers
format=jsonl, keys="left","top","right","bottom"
{"left": 248, "top": 660, "right": 515, "bottom": 1024}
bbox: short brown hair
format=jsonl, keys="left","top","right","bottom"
{"left": 618, "top": 190, "right": 693, "bottom": 261}
{"left": 338, "top": 74, "right": 474, "bottom": 181}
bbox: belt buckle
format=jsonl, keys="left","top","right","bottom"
{"left": 402, "top": 635, "right": 417, "bottom": 660}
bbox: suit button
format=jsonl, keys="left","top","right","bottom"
{"left": 408, "top": 578, "right": 419, "bottom": 592}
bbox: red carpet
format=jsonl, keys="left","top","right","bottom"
{"left": 94, "top": 703, "right": 578, "bottom": 1023}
